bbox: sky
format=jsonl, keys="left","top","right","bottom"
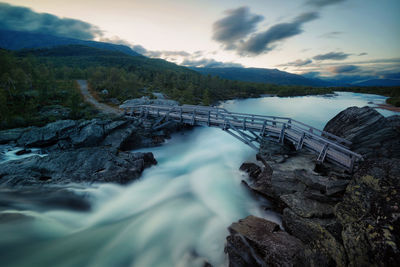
{"left": 1, "top": 0, "right": 400, "bottom": 80}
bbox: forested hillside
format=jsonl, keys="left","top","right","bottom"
{"left": 0, "top": 49, "right": 96, "bottom": 129}
{"left": 1, "top": 45, "right": 399, "bottom": 129}
{"left": 17, "top": 45, "right": 334, "bottom": 104}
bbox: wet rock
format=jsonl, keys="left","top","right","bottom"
{"left": 226, "top": 215, "right": 306, "bottom": 267}
{"left": 15, "top": 149, "right": 32, "bottom": 156}
{"left": 17, "top": 120, "right": 77, "bottom": 147}
{"left": 280, "top": 192, "right": 334, "bottom": 218}
{"left": 324, "top": 106, "right": 400, "bottom": 159}
{"left": 335, "top": 159, "right": 400, "bottom": 266}
{"left": 0, "top": 147, "right": 157, "bottom": 186}
{"left": 239, "top": 162, "right": 261, "bottom": 179}
{"left": 0, "top": 128, "right": 29, "bottom": 144}
{"left": 283, "top": 208, "right": 347, "bottom": 266}
{"left": 294, "top": 169, "right": 350, "bottom": 196}
{"left": 69, "top": 119, "right": 106, "bottom": 147}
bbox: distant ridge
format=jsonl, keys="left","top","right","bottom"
{"left": 0, "top": 29, "right": 142, "bottom": 57}
{"left": 191, "top": 67, "right": 331, "bottom": 87}
{"left": 352, "top": 79, "right": 400, "bottom": 87}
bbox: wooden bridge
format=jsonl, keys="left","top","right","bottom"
{"left": 121, "top": 104, "right": 362, "bottom": 171}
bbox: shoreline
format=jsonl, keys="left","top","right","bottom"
{"left": 375, "top": 103, "right": 400, "bottom": 112}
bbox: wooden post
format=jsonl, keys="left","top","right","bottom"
{"left": 279, "top": 123, "right": 286, "bottom": 143}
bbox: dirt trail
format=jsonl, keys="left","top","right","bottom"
{"left": 77, "top": 80, "right": 122, "bottom": 115}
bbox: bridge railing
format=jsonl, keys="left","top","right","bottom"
{"left": 123, "top": 104, "right": 351, "bottom": 146}
{"left": 121, "top": 103, "right": 362, "bottom": 170}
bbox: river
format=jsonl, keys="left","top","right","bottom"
{"left": 0, "top": 92, "right": 398, "bottom": 267}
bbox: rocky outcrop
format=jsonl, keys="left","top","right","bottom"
{"left": 324, "top": 106, "right": 400, "bottom": 159}
{"left": 0, "top": 147, "right": 157, "bottom": 186}
{"left": 233, "top": 106, "right": 400, "bottom": 267}
{"left": 335, "top": 159, "right": 400, "bottom": 266}
{"left": 226, "top": 215, "right": 306, "bottom": 267}
{"left": 0, "top": 117, "right": 184, "bottom": 152}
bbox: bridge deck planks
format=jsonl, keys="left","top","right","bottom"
{"left": 121, "top": 104, "right": 362, "bottom": 171}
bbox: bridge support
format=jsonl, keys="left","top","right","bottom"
{"left": 120, "top": 103, "right": 362, "bottom": 171}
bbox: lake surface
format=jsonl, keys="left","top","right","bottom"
{"left": 0, "top": 92, "right": 398, "bottom": 267}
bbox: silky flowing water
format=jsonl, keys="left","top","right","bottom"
{"left": 0, "top": 92, "right": 397, "bottom": 267}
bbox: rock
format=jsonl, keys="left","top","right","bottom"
{"left": 108, "top": 98, "right": 120, "bottom": 105}
{"left": 69, "top": 119, "right": 106, "bottom": 147}
{"left": 101, "top": 123, "right": 138, "bottom": 149}
{"left": 283, "top": 208, "right": 347, "bottom": 266}
{"left": 226, "top": 215, "right": 306, "bottom": 266}
{"left": 239, "top": 162, "right": 261, "bottom": 179}
{"left": 39, "top": 105, "right": 71, "bottom": 120}
{"left": 17, "top": 120, "right": 77, "bottom": 147}
{"left": 15, "top": 149, "right": 32, "bottom": 156}
{"left": 120, "top": 97, "right": 178, "bottom": 108}
{"left": 0, "top": 128, "right": 29, "bottom": 144}
{"left": 294, "top": 169, "right": 350, "bottom": 196}
{"left": 334, "top": 159, "right": 400, "bottom": 266}
{"left": 280, "top": 192, "right": 334, "bottom": 218}
{"left": 0, "top": 147, "right": 157, "bottom": 186}
{"left": 323, "top": 106, "right": 400, "bottom": 159}
{"left": 259, "top": 139, "right": 295, "bottom": 161}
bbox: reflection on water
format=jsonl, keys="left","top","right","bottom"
{"left": 0, "top": 92, "right": 398, "bottom": 267}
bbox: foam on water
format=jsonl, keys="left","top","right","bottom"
{"left": 0, "top": 92, "right": 398, "bottom": 267}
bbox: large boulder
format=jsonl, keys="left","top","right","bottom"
{"left": 334, "top": 158, "right": 400, "bottom": 266}
{"left": 283, "top": 208, "right": 347, "bottom": 266}
{"left": 324, "top": 106, "right": 400, "bottom": 159}
{"left": 7, "top": 117, "right": 176, "bottom": 151}
{"left": 17, "top": 120, "right": 77, "bottom": 147}
{"left": 0, "top": 127, "right": 30, "bottom": 144}
{"left": 226, "top": 215, "right": 306, "bottom": 267}
{"left": 0, "top": 147, "right": 157, "bottom": 186}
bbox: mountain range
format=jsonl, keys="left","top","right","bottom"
{"left": 1, "top": 29, "right": 399, "bottom": 87}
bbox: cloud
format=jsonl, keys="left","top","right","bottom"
{"left": 329, "top": 65, "right": 359, "bottom": 73}
{"left": 130, "top": 45, "right": 147, "bottom": 55}
{"left": 306, "top": 0, "right": 346, "bottom": 7}
{"left": 132, "top": 45, "right": 192, "bottom": 61}
{"left": 237, "top": 12, "right": 319, "bottom": 56}
{"left": 319, "top": 31, "right": 342, "bottom": 38}
{"left": 313, "top": 51, "right": 350, "bottom": 60}
{"left": 281, "top": 59, "right": 313, "bottom": 67}
{"left": 358, "top": 52, "right": 368, "bottom": 56}
{"left": 212, "top": 6, "right": 263, "bottom": 49}
{"left": 0, "top": 2, "right": 102, "bottom": 40}
{"left": 181, "top": 58, "right": 243, "bottom": 68}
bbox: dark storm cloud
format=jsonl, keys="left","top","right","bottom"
{"left": 306, "top": 0, "right": 346, "bottom": 7}
{"left": 181, "top": 58, "right": 243, "bottom": 68}
{"left": 0, "top": 3, "right": 103, "bottom": 40}
{"left": 329, "top": 65, "right": 359, "bottom": 73}
{"left": 313, "top": 52, "right": 350, "bottom": 60}
{"left": 237, "top": 12, "right": 319, "bottom": 56}
{"left": 212, "top": 6, "right": 264, "bottom": 49}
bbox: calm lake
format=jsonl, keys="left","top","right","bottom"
{"left": 0, "top": 92, "right": 398, "bottom": 267}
